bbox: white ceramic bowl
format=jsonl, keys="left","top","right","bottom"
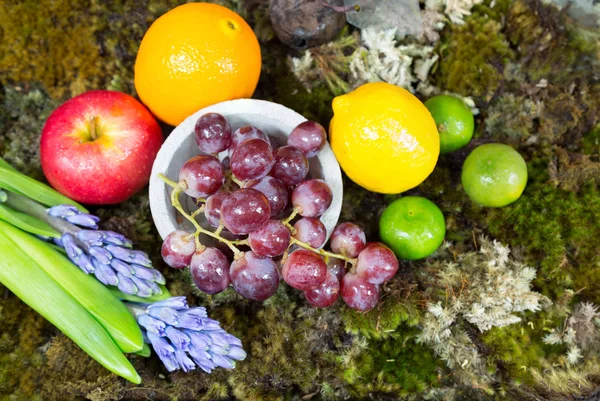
{"left": 149, "top": 99, "right": 343, "bottom": 243}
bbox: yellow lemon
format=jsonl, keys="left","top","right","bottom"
{"left": 329, "top": 82, "right": 440, "bottom": 194}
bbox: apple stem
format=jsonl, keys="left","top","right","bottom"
{"left": 89, "top": 117, "right": 99, "bottom": 141}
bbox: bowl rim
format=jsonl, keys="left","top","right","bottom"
{"left": 149, "top": 98, "right": 343, "bottom": 241}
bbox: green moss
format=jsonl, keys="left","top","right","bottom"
{"left": 2, "top": 0, "right": 600, "bottom": 398}
{"left": 0, "top": 85, "right": 57, "bottom": 180}
{"left": 482, "top": 181, "right": 600, "bottom": 300}
{"left": 0, "top": 0, "right": 195, "bottom": 99}
{"left": 481, "top": 315, "right": 553, "bottom": 385}
{"left": 436, "top": 10, "right": 514, "bottom": 101}
{"left": 483, "top": 94, "right": 544, "bottom": 145}
{"left": 341, "top": 278, "right": 420, "bottom": 339}
{"left": 582, "top": 125, "right": 600, "bottom": 157}
{"left": 506, "top": 0, "right": 600, "bottom": 84}
{"left": 0, "top": 286, "right": 49, "bottom": 401}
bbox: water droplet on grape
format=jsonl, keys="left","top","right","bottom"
{"left": 161, "top": 230, "right": 196, "bottom": 269}
{"left": 271, "top": 145, "right": 309, "bottom": 186}
{"left": 221, "top": 188, "right": 271, "bottom": 234}
{"left": 179, "top": 155, "right": 225, "bottom": 198}
{"left": 230, "top": 252, "right": 279, "bottom": 301}
{"left": 282, "top": 249, "right": 327, "bottom": 290}
{"left": 330, "top": 222, "right": 366, "bottom": 258}
{"left": 248, "top": 220, "right": 291, "bottom": 258}
{"left": 341, "top": 273, "right": 380, "bottom": 311}
{"left": 190, "top": 247, "right": 231, "bottom": 294}
{"left": 293, "top": 217, "right": 326, "bottom": 248}
{"left": 287, "top": 121, "right": 327, "bottom": 158}
{"left": 356, "top": 242, "right": 399, "bottom": 284}
{"left": 194, "top": 113, "right": 232, "bottom": 154}
{"left": 292, "top": 179, "right": 332, "bottom": 217}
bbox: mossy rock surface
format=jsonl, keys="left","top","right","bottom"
{"left": 1, "top": 0, "right": 600, "bottom": 400}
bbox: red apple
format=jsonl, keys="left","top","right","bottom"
{"left": 40, "top": 90, "right": 163, "bottom": 205}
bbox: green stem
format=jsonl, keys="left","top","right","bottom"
{"left": 227, "top": 173, "right": 244, "bottom": 187}
{"left": 4, "top": 191, "right": 78, "bottom": 236}
{"left": 158, "top": 173, "right": 178, "bottom": 189}
{"left": 290, "top": 237, "right": 357, "bottom": 266}
{"left": 283, "top": 208, "right": 299, "bottom": 224}
{"left": 170, "top": 186, "right": 242, "bottom": 257}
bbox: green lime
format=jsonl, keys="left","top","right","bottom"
{"left": 379, "top": 196, "right": 446, "bottom": 260}
{"left": 425, "top": 95, "right": 474, "bottom": 153}
{"left": 461, "top": 143, "right": 528, "bottom": 207}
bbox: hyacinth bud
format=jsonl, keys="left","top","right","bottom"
{"left": 49, "top": 205, "right": 165, "bottom": 298}
{"left": 133, "top": 296, "right": 247, "bottom": 373}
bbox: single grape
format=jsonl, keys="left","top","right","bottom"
{"left": 179, "top": 155, "right": 225, "bottom": 198}
{"left": 293, "top": 217, "right": 326, "bottom": 248}
{"left": 287, "top": 121, "right": 327, "bottom": 158}
{"left": 327, "top": 257, "right": 346, "bottom": 282}
{"left": 245, "top": 176, "right": 288, "bottom": 217}
{"left": 228, "top": 125, "right": 270, "bottom": 157}
{"left": 292, "top": 179, "right": 332, "bottom": 217}
{"left": 270, "top": 145, "right": 309, "bottom": 186}
{"left": 248, "top": 220, "right": 291, "bottom": 258}
{"left": 231, "top": 138, "right": 275, "bottom": 181}
{"left": 230, "top": 252, "right": 279, "bottom": 301}
{"left": 221, "top": 188, "right": 271, "bottom": 234}
{"left": 330, "top": 222, "right": 366, "bottom": 258}
{"left": 282, "top": 249, "right": 327, "bottom": 290}
{"left": 341, "top": 274, "right": 380, "bottom": 311}
{"left": 161, "top": 230, "right": 196, "bottom": 269}
{"left": 304, "top": 270, "right": 339, "bottom": 308}
{"left": 205, "top": 191, "right": 230, "bottom": 228}
{"left": 190, "top": 247, "right": 231, "bottom": 294}
{"left": 356, "top": 242, "right": 399, "bottom": 284}
{"left": 194, "top": 113, "right": 232, "bottom": 154}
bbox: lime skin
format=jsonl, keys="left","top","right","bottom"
{"left": 425, "top": 95, "right": 474, "bottom": 154}
{"left": 461, "top": 143, "right": 528, "bottom": 207}
{"left": 379, "top": 196, "right": 446, "bottom": 261}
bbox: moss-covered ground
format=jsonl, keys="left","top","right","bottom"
{"left": 0, "top": 0, "right": 599, "bottom": 400}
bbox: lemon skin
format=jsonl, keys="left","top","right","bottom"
{"left": 329, "top": 82, "right": 439, "bottom": 194}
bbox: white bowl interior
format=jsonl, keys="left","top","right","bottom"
{"left": 149, "top": 99, "right": 343, "bottom": 245}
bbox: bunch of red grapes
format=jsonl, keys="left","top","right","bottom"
{"left": 161, "top": 113, "right": 400, "bottom": 311}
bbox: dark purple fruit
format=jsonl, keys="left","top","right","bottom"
{"left": 269, "top": 0, "right": 346, "bottom": 49}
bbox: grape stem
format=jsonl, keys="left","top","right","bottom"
{"left": 158, "top": 173, "right": 178, "bottom": 188}
{"left": 227, "top": 173, "right": 244, "bottom": 187}
{"left": 167, "top": 182, "right": 243, "bottom": 258}
{"left": 290, "top": 237, "right": 357, "bottom": 266}
{"left": 282, "top": 208, "right": 299, "bottom": 232}
{"left": 159, "top": 173, "right": 355, "bottom": 268}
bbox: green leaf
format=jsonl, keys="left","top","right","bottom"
{"left": 0, "top": 203, "right": 60, "bottom": 238}
{"left": 0, "top": 220, "right": 140, "bottom": 384}
{"left": 2, "top": 221, "right": 144, "bottom": 354}
{"left": 0, "top": 164, "right": 88, "bottom": 212}
{"left": 134, "top": 343, "right": 152, "bottom": 358}
{"left": 109, "top": 285, "right": 172, "bottom": 303}
{"left": 0, "top": 157, "right": 17, "bottom": 172}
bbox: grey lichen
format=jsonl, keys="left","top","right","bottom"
{"left": 417, "top": 237, "right": 549, "bottom": 381}
{"left": 544, "top": 302, "right": 600, "bottom": 366}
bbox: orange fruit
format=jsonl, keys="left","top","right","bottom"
{"left": 134, "top": 3, "right": 262, "bottom": 126}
